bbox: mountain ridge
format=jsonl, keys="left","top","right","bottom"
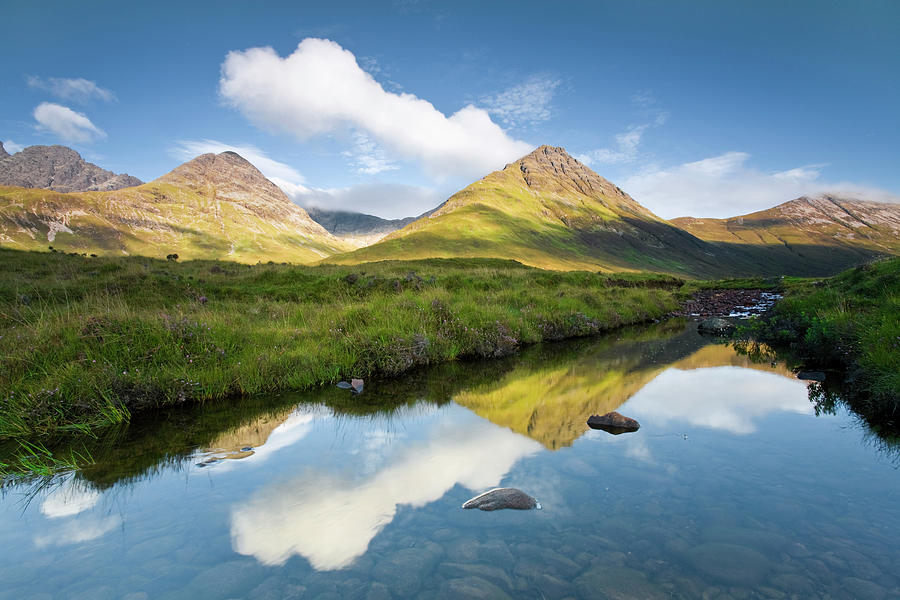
{"left": 0, "top": 150, "right": 351, "bottom": 262}
{"left": 0, "top": 143, "right": 143, "bottom": 192}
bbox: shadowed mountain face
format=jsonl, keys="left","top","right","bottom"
{"left": 672, "top": 195, "right": 900, "bottom": 275}
{"left": 0, "top": 143, "right": 143, "bottom": 192}
{"left": 0, "top": 151, "right": 352, "bottom": 262}
{"left": 306, "top": 207, "right": 420, "bottom": 248}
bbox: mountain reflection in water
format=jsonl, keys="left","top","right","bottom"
{"left": 2, "top": 321, "right": 899, "bottom": 599}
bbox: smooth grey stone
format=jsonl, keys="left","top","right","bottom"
{"left": 462, "top": 488, "right": 539, "bottom": 511}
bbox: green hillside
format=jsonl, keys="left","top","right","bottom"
{"left": 328, "top": 146, "right": 734, "bottom": 276}
{"left": 0, "top": 151, "right": 352, "bottom": 263}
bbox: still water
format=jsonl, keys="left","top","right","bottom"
{"left": 1, "top": 322, "right": 898, "bottom": 599}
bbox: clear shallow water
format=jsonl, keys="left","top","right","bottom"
{"left": 1, "top": 323, "right": 898, "bottom": 599}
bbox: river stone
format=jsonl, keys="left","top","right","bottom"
{"left": 686, "top": 543, "right": 771, "bottom": 587}
{"left": 462, "top": 488, "right": 539, "bottom": 511}
{"left": 842, "top": 577, "right": 887, "bottom": 600}
{"left": 587, "top": 412, "right": 640, "bottom": 434}
{"left": 698, "top": 318, "right": 735, "bottom": 335}
{"left": 575, "top": 565, "right": 669, "bottom": 600}
{"left": 438, "top": 577, "right": 513, "bottom": 600}
{"left": 440, "top": 562, "right": 513, "bottom": 590}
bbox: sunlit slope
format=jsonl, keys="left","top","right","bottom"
{"left": 672, "top": 195, "right": 900, "bottom": 276}
{"left": 454, "top": 324, "right": 794, "bottom": 449}
{"left": 329, "top": 146, "right": 735, "bottom": 276}
{"left": 0, "top": 152, "right": 352, "bottom": 263}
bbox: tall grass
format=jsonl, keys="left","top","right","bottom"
{"left": 0, "top": 248, "right": 684, "bottom": 438}
{"left": 746, "top": 257, "right": 900, "bottom": 427}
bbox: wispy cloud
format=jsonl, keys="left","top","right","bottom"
{"left": 219, "top": 38, "right": 531, "bottom": 181}
{"left": 578, "top": 92, "right": 668, "bottom": 167}
{"left": 171, "top": 139, "right": 310, "bottom": 196}
{"left": 33, "top": 102, "right": 106, "bottom": 143}
{"left": 480, "top": 74, "right": 561, "bottom": 128}
{"left": 621, "top": 151, "right": 900, "bottom": 219}
{"left": 295, "top": 182, "right": 443, "bottom": 220}
{"left": 26, "top": 76, "right": 115, "bottom": 103}
{"left": 577, "top": 124, "right": 650, "bottom": 165}
{"left": 341, "top": 133, "right": 399, "bottom": 175}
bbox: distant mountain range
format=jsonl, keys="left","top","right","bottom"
{"left": 0, "top": 148, "right": 350, "bottom": 262}
{"left": 305, "top": 207, "right": 420, "bottom": 248}
{"left": 0, "top": 142, "right": 142, "bottom": 192}
{"left": 0, "top": 141, "right": 897, "bottom": 275}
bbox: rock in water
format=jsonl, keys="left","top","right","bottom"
{"left": 587, "top": 412, "right": 640, "bottom": 434}
{"left": 462, "top": 488, "right": 540, "bottom": 511}
{"left": 337, "top": 378, "right": 364, "bottom": 393}
{"left": 697, "top": 318, "right": 735, "bottom": 335}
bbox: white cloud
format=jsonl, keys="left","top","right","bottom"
{"left": 33, "top": 102, "right": 106, "bottom": 143}
{"left": 171, "top": 139, "right": 311, "bottom": 197}
{"left": 230, "top": 414, "right": 540, "bottom": 570}
{"left": 296, "top": 182, "right": 444, "bottom": 220}
{"left": 219, "top": 38, "right": 532, "bottom": 180}
{"left": 2, "top": 139, "right": 25, "bottom": 153}
{"left": 624, "top": 366, "right": 812, "bottom": 435}
{"left": 39, "top": 477, "right": 101, "bottom": 518}
{"left": 621, "top": 151, "right": 900, "bottom": 219}
{"left": 34, "top": 515, "right": 121, "bottom": 548}
{"left": 27, "top": 76, "right": 116, "bottom": 103}
{"left": 480, "top": 74, "right": 561, "bottom": 128}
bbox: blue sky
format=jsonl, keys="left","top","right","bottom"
{"left": 2, "top": 0, "right": 898, "bottom": 219}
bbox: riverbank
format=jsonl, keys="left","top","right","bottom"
{"left": 745, "top": 257, "right": 900, "bottom": 429}
{"left": 0, "top": 248, "right": 686, "bottom": 441}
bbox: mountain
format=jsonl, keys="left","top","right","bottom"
{"left": 0, "top": 143, "right": 143, "bottom": 192}
{"left": 306, "top": 207, "right": 420, "bottom": 248}
{"left": 0, "top": 151, "right": 352, "bottom": 262}
{"left": 671, "top": 195, "right": 900, "bottom": 274}
{"left": 327, "top": 146, "right": 741, "bottom": 276}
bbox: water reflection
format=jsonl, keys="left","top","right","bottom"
{"left": 627, "top": 366, "right": 812, "bottom": 434}
{"left": 230, "top": 407, "right": 540, "bottom": 570}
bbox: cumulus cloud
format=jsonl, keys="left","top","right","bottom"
{"left": 33, "top": 102, "right": 106, "bottom": 143}
{"left": 296, "top": 182, "right": 444, "bottom": 220}
{"left": 621, "top": 151, "right": 900, "bottom": 219}
{"left": 480, "top": 74, "right": 561, "bottom": 128}
{"left": 219, "top": 38, "right": 532, "bottom": 180}
{"left": 27, "top": 76, "right": 116, "bottom": 103}
{"left": 172, "top": 139, "right": 311, "bottom": 197}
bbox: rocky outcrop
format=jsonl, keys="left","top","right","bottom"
{"left": 697, "top": 318, "right": 736, "bottom": 336}
{"left": 462, "top": 488, "right": 540, "bottom": 511}
{"left": 587, "top": 411, "right": 640, "bottom": 434}
{"left": 0, "top": 142, "right": 9, "bottom": 159}
{"left": 0, "top": 144, "right": 142, "bottom": 192}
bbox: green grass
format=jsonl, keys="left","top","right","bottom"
{"left": 0, "top": 248, "right": 685, "bottom": 440}
{"left": 745, "top": 257, "right": 900, "bottom": 427}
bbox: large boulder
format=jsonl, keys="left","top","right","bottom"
{"left": 462, "top": 488, "right": 540, "bottom": 511}
{"left": 587, "top": 412, "right": 640, "bottom": 434}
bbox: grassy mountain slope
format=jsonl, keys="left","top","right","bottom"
{"left": 672, "top": 195, "right": 900, "bottom": 275}
{"left": 0, "top": 151, "right": 351, "bottom": 263}
{"left": 328, "top": 146, "right": 741, "bottom": 276}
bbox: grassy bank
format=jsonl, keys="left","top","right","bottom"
{"left": 747, "top": 257, "right": 900, "bottom": 427}
{"left": 0, "top": 248, "right": 684, "bottom": 439}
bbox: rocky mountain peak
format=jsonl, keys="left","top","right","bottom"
{"left": 156, "top": 151, "right": 293, "bottom": 207}
{"left": 0, "top": 141, "right": 9, "bottom": 159}
{"left": 0, "top": 144, "right": 142, "bottom": 192}
{"left": 505, "top": 145, "right": 654, "bottom": 217}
